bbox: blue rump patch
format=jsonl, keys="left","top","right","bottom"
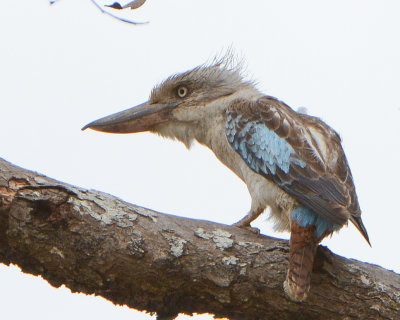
{"left": 291, "top": 206, "right": 341, "bottom": 238}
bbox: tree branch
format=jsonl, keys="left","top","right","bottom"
{"left": 89, "top": 0, "right": 148, "bottom": 25}
{"left": 49, "top": 0, "right": 148, "bottom": 25}
{"left": 0, "top": 158, "right": 399, "bottom": 320}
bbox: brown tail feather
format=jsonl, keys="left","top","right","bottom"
{"left": 284, "top": 220, "right": 322, "bottom": 302}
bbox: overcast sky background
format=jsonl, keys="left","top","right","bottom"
{"left": 1, "top": 1, "right": 400, "bottom": 319}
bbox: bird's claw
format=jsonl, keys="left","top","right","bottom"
{"left": 232, "top": 222, "right": 260, "bottom": 235}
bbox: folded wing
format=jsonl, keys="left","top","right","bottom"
{"left": 225, "top": 96, "right": 369, "bottom": 243}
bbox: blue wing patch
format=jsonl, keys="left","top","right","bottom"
{"left": 226, "top": 111, "right": 342, "bottom": 236}
{"left": 224, "top": 97, "right": 367, "bottom": 241}
{"left": 226, "top": 113, "right": 305, "bottom": 176}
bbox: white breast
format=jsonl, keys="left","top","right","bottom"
{"left": 202, "top": 119, "right": 296, "bottom": 232}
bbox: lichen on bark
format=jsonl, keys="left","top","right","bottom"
{"left": 0, "top": 158, "right": 399, "bottom": 320}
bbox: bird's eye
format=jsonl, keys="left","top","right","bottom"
{"left": 177, "top": 86, "right": 188, "bottom": 98}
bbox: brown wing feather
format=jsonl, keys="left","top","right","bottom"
{"left": 228, "top": 96, "right": 369, "bottom": 243}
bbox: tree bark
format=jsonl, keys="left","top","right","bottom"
{"left": 0, "top": 158, "right": 399, "bottom": 320}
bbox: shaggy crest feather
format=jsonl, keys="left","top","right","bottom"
{"left": 83, "top": 54, "right": 369, "bottom": 302}
{"left": 149, "top": 53, "right": 255, "bottom": 104}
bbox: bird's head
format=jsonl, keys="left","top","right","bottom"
{"left": 82, "top": 58, "right": 258, "bottom": 145}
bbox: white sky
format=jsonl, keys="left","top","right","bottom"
{"left": 1, "top": 1, "right": 400, "bottom": 319}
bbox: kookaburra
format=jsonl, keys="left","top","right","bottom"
{"left": 83, "top": 58, "right": 370, "bottom": 302}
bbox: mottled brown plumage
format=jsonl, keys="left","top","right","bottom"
{"left": 83, "top": 57, "right": 369, "bottom": 302}
{"left": 228, "top": 96, "right": 368, "bottom": 241}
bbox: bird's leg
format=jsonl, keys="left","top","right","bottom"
{"left": 232, "top": 207, "right": 264, "bottom": 234}
{"left": 283, "top": 219, "right": 324, "bottom": 302}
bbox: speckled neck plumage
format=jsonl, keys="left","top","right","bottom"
{"left": 82, "top": 56, "right": 369, "bottom": 301}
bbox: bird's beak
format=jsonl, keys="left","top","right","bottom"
{"left": 82, "top": 101, "right": 179, "bottom": 133}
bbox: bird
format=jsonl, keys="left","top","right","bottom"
{"left": 82, "top": 56, "right": 370, "bottom": 302}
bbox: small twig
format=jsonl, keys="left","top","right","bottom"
{"left": 90, "top": 0, "right": 148, "bottom": 25}
{"left": 49, "top": 0, "right": 148, "bottom": 25}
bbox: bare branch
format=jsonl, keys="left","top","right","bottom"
{"left": 90, "top": 0, "right": 148, "bottom": 25}
{"left": 48, "top": 0, "right": 148, "bottom": 25}
{"left": 0, "top": 157, "right": 399, "bottom": 320}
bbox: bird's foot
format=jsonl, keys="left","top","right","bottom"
{"left": 232, "top": 221, "right": 260, "bottom": 235}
